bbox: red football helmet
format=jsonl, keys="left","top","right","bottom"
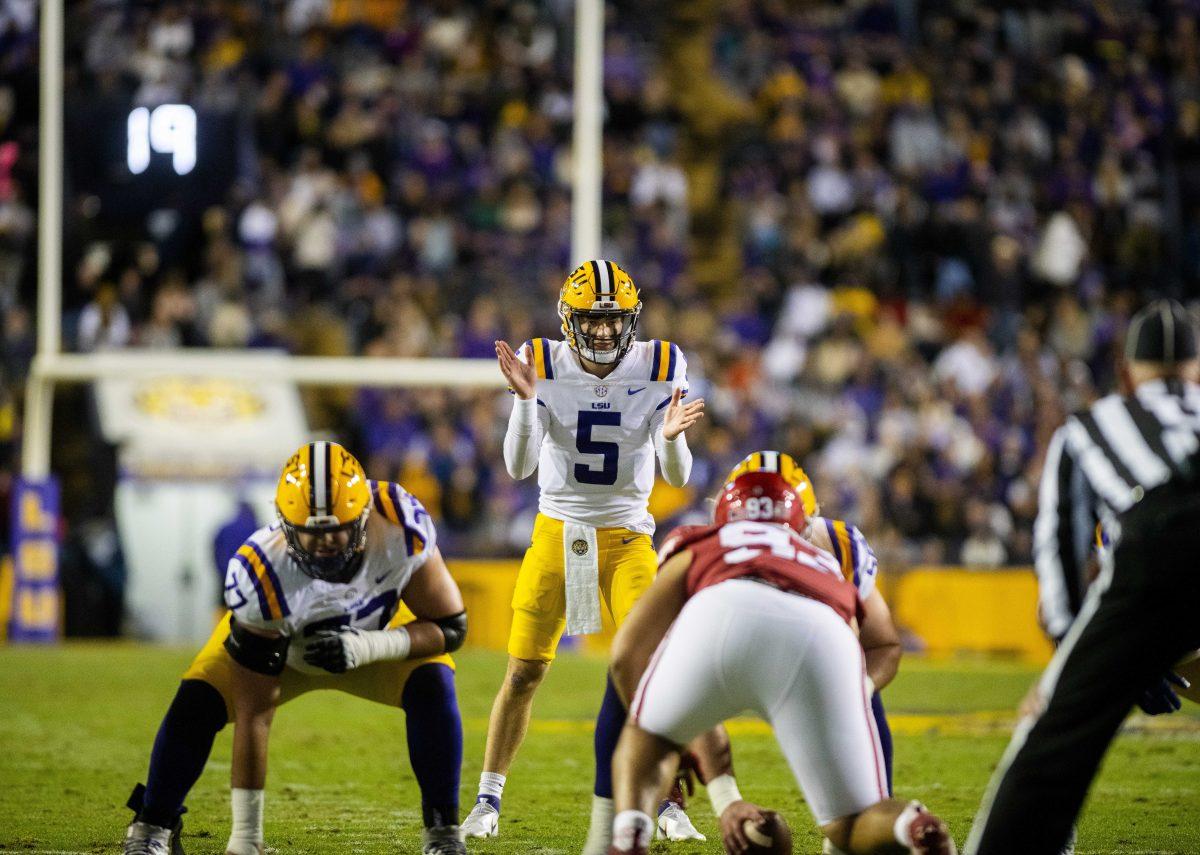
{"left": 714, "top": 470, "right": 809, "bottom": 534}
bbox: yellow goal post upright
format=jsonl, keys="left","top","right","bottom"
{"left": 11, "top": 0, "right": 606, "bottom": 643}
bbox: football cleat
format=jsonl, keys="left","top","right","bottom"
{"left": 124, "top": 821, "right": 173, "bottom": 855}
{"left": 422, "top": 826, "right": 467, "bottom": 855}
{"left": 656, "top": 802, "right": 706, "bottom": 842}
{"left": 609, "top": 818, "right": 653, "bottom": 855}
{"left": 125, "top": 784, "right": 185, "bottom": 855}
{"left": 903, "top": 803, "right": 956, "bottom": 855}
{"left": 460, "top": 800, "right": 499, "bottom": 838}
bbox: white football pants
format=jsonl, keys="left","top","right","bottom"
{"left": 631, "top": 579, "right": 888, "bottom": 825}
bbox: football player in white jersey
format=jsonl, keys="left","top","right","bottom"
{"left": 459, "top": 260, "right": 706, "bottom": 850}
{"left": 122, "top": 442, "right": 469, "bottom": 855}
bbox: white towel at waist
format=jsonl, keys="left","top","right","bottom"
{"left": 563, "top": 520, "right": 601, "bottom": 635}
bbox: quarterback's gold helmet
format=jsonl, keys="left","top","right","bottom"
{"left": 558, "top": 259, "right": 641, "bottom": 364}
{"left": 276, "top": 440, "right": 372, "bottom": 582}
{"left": 724, "top": 450, "right": 819, "bottom": 518}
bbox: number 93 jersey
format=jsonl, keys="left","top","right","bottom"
{"left": 520, "top": 337, "right": 688, "bottom": 533}
{"left": 222, "top": 480, "right": 436, "bottom": 674}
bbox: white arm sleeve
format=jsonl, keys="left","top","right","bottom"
{"left": 654, "top": 426, "right": 693, "bottom": 487}
{"left": 503, "top": 395, "right": 545, "bottom": 480}
{"left": 651, "top": 345, "right": 693, "bottom": 486}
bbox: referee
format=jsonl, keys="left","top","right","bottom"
{"left": 966, "top": 299, "right": 1200, "bottom": 855}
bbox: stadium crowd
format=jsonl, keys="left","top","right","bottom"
{"left": 4, "top": 0, "right": 1200, "bottom": 604}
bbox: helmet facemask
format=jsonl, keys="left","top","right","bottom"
{"left": 278, "top": 506, "right": 370, "bottom": 583}
{"left": 561, "top": 304, "right": 641, "bottom": 365}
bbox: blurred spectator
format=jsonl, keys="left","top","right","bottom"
{"left": 77, "top": 284, "right": 133, "bottom": 352}
{"left": 2, "top": 0, "right": 1199, "bottom": 570}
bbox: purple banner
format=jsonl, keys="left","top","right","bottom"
{"left": 8, "top": 477, "right": 60, "bottom": 643}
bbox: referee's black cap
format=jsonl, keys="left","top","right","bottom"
{"left": 1125, "top": 299, "right": 1198, "bottom": 364}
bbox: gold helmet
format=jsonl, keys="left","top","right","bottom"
{"left": 724, "top": 450, "right": 819, "bottom": 517}
{"left": 276, "top": 441, "right": 372, "bottom": 582}
{"left": 559, "top": 259, "right": 641, "bottom": 364}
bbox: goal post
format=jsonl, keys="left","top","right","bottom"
{"left": 14, "top": 0, "right": 605, "bottom": 642}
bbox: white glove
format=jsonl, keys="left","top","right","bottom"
{"left": 302, "top": 626, "right": 411, "bottom": 673}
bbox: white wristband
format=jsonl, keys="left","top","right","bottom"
{"left": 227, "top": 787, "right": 263, "bottom": 855}
{"left": 707, "top": 773, "right": 743, "bottom": 818}
{"left": 344, "top": 627, "right": 411, "bottom": 669}
{"left": 511, "top": 394, "right": 538, "bottom": 431}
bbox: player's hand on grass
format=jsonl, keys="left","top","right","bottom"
{"left": 496, "top": 340, "right": 537, "bottom": 400}
{"left": 719, "top": 800, "right": 767, "bottom": 855}
{"left": 662, "top": 388, "right": 705, "bottom": 440}
{"left": 1137, "top": 670, "right": 1190, "bottom": 715}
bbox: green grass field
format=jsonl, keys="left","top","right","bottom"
{"left": 1, "top": 645, "right": 1198, "bottom": 854}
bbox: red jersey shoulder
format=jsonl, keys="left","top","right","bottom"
{"left": 657, "top": 524, "right": 719, "bottom": 564}
{"left": 684, "top": 520, "right": 860, "bottom": 625}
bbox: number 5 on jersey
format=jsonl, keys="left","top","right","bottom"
{"left": 575, "top": 411, "right": 621, "bottom": 485}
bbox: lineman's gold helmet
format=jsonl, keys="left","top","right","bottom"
{"left": 276, "top": 441, "right": 371, "bottom": 582}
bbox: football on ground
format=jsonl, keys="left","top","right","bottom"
{"left": 740, "top": 810, "right": 793, "bottom": 854}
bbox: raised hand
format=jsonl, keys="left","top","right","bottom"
{"left": 495, "top": 340, "right": 537, "bottom": 400}
{"left": 662, "top": 387, "right": 705, "bottom": 440}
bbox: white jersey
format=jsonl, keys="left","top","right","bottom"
{"left": 224, "top": 479, "right": 436, "bottom": 674}
{"left": 517, "top": 337, "right": 689, "bottom": 533}
{"left": 807, "top": 515, "right": 879, "bottom": 602}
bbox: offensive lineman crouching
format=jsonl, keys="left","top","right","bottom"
{"left": 606, "top": 459, "right": 955, "bottom": 855}
{"left": 123, "top": 442, "right": 468, "bottom": 855}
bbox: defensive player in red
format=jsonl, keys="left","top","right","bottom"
{"left": 605, "top": 454, "right": 956, "bottom": 855}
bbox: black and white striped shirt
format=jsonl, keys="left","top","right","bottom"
{"left": 1034, "top": 379, "right": 1200, "bottom": 639}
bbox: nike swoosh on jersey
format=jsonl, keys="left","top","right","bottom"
{"left": 375, "top": 573, "right": 390, "bottom": 584}
{"left": 621, "top": 535, "right": 639, "bottom": 544}
{"left": 627, "top": 387, "right": 647, "bottom": 395}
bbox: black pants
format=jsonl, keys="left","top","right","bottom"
{"left": 966, "top": 484, "right": 1200, "bottom": 855}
